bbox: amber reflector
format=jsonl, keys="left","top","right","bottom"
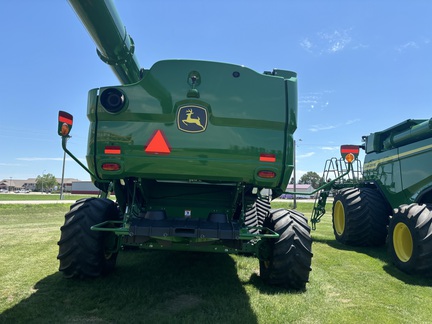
{"left": 345, "top": 153, "right": 355, "bottom": 163}
{"left": 105, "top": 146, "right": 121, "bottom": 155}
{"left": 260, "top": 153, "right": 276, "bottom": 162}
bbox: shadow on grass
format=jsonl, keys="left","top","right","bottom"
{"left": 313, "top": 236, "right": 432, "bottom": 287}
{"left": 247, "top": 273, "right": 307, "bottom": 295}
{"left": 381, "top": 264, "right": 432, "bottom": 287}
{"left": 0, "top": 251, "right": 258, "bottom": 323}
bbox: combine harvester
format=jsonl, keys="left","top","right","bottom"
{"left": 312, "top": 119, "right": 432, "bottom": 276}
{"left": 56, "top": 0, "right": 348, "bottom": 290}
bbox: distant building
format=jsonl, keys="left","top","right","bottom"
{"left": 71, "top": 181, "right": 100, "bottom": 194}
{"left": 0, "top": 179, "right": 34, "bottom": 192}
{"left": 0, "top": 178, "right": 79, "bottom": 192}
{"left": 280, "top": 184, "right": 315, "bottom": 199}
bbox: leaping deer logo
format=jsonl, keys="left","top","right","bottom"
{"left": 182, "top": 109, "right": 204, "bottom": 129}
{"left": 177, "top": 106, "right": 207, "bottom": 133}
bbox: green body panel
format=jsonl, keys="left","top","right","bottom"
{"left": 363, "top": 118, "right": 432, "bottom": 208}
{"left": 364, "top": 136, "right": 432, "bottom": 208}
{"left": 86, "top": 59, "right": 297, "bottom": 192}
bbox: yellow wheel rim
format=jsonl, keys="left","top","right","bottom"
{"left": 393, "top": 222, "right": 413, "bottom": 262}
{"left": 333, "top": 200, "right": 345, "bottom": 236}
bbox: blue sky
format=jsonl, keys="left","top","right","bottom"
{"left": 1, "top": 0, "right": 431, "bottom": 182}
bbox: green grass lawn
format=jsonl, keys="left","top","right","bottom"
{"left": 0, "top": 202, "right": 431, "bottom": 323}
{"left": 0, "top": 193, "right": 95, "bottom": 201}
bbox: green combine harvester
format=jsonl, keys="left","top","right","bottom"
{"left": 57, "top": 0, "right": 325, "bottom": 290}
{"left": 312, "top": 119, "right": 432, "bottom": 276}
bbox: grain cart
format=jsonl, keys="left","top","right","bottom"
{"left": 57, "top": 0, "right": 312, "bottom": 290}
{"left": 311, "top": 119, "right": 432, "bottom": 276}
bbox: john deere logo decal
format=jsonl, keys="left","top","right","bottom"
{"left": 177, "top": 106, "right": 207, "bottom": 133}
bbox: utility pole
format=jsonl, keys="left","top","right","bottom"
{"left": 293, "top": 140, "right": 297, "bottom": 209}
{"left": 42, "top": 170, "right": 46, "bottom": 194}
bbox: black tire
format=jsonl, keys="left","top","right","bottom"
{"left": 256, "top": 196, "right": 271, "bottom": 227}
{"left": 57, "top": 198, "right": 120, "bottom": 278}
{"left": 259, "top": 208, "right": 312, "bottom": 290}
{"left": 387, "top": 203, "right": 432, "bottom": 275}
{"left": 332, "top": 187, "right": 390, "bottom": 246}
{"left": 244, "top": 203, "right": 258, "bottom": 232}
{"left": 244, "top": 196, "right": 271, "bottom": 234}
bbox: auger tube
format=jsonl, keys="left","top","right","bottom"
{"left": 68, "top": 0, "right": 142, "bottom": 84}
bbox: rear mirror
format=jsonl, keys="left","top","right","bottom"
{"left": 58, "top": 111, "right": 73, "bottom": 137}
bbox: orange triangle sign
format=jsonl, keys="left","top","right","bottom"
{"left": 145, "top": 130, "right": 171, "bottom": 154}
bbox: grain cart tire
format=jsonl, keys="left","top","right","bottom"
{"left": 387, "top": 203, "right": 432, "bottom": 275}
{"left": 57, "top": 198, "right": 120, "bottom": 278}
{"left": 259, "top": 208, "right": 312, "bottom": 290}
{"left": 332, "top": 187, "right": 390, "bottom": 246}
{"left": 245, "top": 196, "right": 271, "bottom": 234}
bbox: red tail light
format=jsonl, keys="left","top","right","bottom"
{"left": 257, "top": 170, "right": 276, "bottom": 178}
{"left": 102, "top": 163, "right": 121, "bottom": 171}
{"left": 340, "top": 145, "right": 359, "bottom": 155}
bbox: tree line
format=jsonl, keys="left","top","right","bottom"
{"left": 35, "top": 173, "right": 59, "bottom": 192}
{"left": 290, "top": 171, "right": 322, "bottom": 189}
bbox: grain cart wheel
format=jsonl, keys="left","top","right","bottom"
{"left": 57, "top": 198, "right": 120, "bottom": 278}
{"left": 259, "top": 208, "right": 312, "bottom": 290}
{"left": 332, "top": 187, "right": 390, "bottom": 246}
{"left": 387, "top": 203, "right": 432, "bottom": 275}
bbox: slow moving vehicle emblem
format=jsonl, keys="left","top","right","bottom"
{"left": 177, "top": 105, "right": 208, "bottom": 133}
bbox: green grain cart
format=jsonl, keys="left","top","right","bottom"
{"left": 57, "top": 0, "right": 312, "bottom": 290}
{"left": 312, "top": 119, "right": 432, "bottom": 276}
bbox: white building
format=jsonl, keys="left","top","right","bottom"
{"left": 71, "top": 181, "right": 100, "bottom": 194}
{"left": 280, "top": 184, "right": 315, "bottom": 199}
{"left": 0, "top": 178, "right": 79, "bottom": 192}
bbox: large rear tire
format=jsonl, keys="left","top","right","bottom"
{"left": 57, "top": 198, "right": 120, "bottom": 278}
{"left": 332, "top": 187, "right": 390, "bottom": 246}
{"left": 259, "top": 209, "right": 312, "bottom": 290}
{"left": 387, "top": 203, "right": 432, "bottom": 275}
